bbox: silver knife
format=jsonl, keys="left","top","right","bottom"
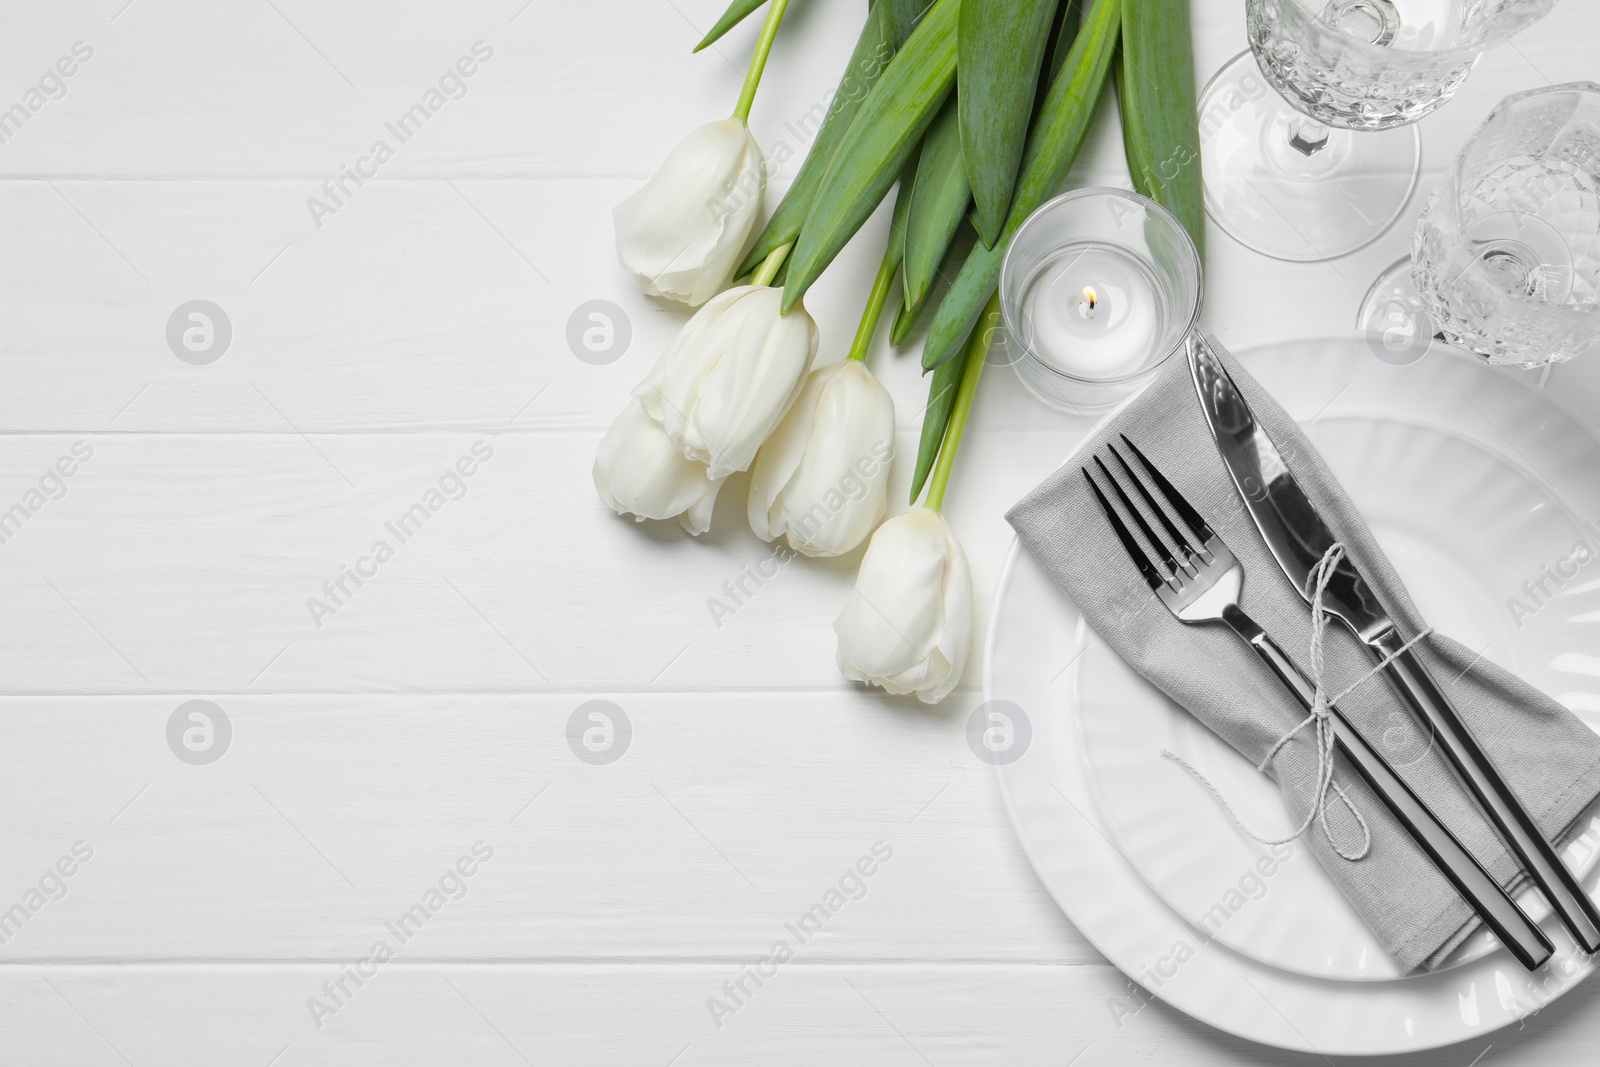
{"left": 1187, "top": 333, "right": 1600, "bottom": 955}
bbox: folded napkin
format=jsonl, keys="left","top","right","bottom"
{"left": 1007, "top": 336, "right": 1600, "bottom": 973}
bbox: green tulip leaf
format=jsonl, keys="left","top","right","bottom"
{"left": 874, "top": 0, "right": 924, "bottom": 47}
{"left": 909, "top": 292, "right": 1000, "bottom": 501}
{"left": 887, "top": 145, "right": 921, "bottom": 271}
{"left": 736, "top": 0, "right": 925, "bottom": 275}
{"left": 902, "top": 92, "right": 970, "bottom": 318}
{"left": 1116, "top": 0, "right": 1204, "bottom": 258}
{"left": 909, "top": 327, "right": 969, "bottom": 500}
{"left": 958, "top": 0, "right": 1058, "bottom": 247}
{"left": 780, "top": 0, "right": 959, "bottom": 312}
{"left": 1040, "top": 0, "right": 1084, "bottom": 91}
{"left": 694, "top": 0, "right": 819, "bottom": 52}
{"left": 889, "top": 291, "right": 921, "bottom": 346}
{"left": 921, "top": 0, "right": 1120, "bottom": 370}
{"left": 694, "top": 0, "right": 766, "bottom": 53}
{"left": 891, "top": 222, "right": 967, "bottom": 346}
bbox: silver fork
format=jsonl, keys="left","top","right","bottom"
{"left": 1085, "top": 435, "right": 1553, "bottom": 972}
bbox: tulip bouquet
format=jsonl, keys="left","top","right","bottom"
{"left": 595, "top": 0, "right": 1202, "bottom": 703}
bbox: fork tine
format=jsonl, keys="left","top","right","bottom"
{"left": 1107, "top": 441, "right": 1199, "bottom": 569}
{"left": 1093, "top": 455, "right": 1181, "bottom": 580}
{"left": 1083, "top": 468, "right": 1163, "bottom": 592}
{"left": 1120, "top": 435, "right": 1217, "bottom": 548}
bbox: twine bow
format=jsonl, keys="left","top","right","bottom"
{"left": 1162, "top": 543, "right": 1433, "bottom": 862}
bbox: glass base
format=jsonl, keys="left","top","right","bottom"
{"left": 1200, "top": 50, "right": 1420, "bottom": 262}
{"left": 1357, "top": 256, "right": 1558, "bottom": 387}
{"left": 1356, "top": 255, "right": 1434, "bottom": 365}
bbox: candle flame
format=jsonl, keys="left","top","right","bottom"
{"left": 1082, "top": 286, "right": 1097, "bottom": 310}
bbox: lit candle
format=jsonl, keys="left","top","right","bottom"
{"left": 1020, "top": 247, "right": 1159, "bottom": 377}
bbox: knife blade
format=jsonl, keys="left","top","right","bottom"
{"left": 1186, "top": 336, "right": 1393, "bottom": 637}
{"left": 1187, "top": 332, "right": 1600, "bottom": 956}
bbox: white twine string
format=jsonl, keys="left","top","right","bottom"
{"left": 1160, "top": 542, "right": 1434, "bottom": 863}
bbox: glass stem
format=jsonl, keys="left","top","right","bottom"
{"left": 925, "top": 293, "right": 1001, "bottom": 513}
{"left": 1288, "top": 116, "right": 1331, "bottom": 157}
{"left": 847, "top": 249, "right": 898, "bottom": 362}
{"left": 732, "top": 0, "right": 792, "bottom": 124}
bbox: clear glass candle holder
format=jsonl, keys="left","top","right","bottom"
{"left": 1000, "top": 188, "right": 1202, "bottom": 412}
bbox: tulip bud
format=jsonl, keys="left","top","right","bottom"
{"left": 593, "top": 397, "right": 726, "bottom": 535}
{"left": 636, "top": 284, "right": 817, "bottom": 481}
{"left": 748, "top": 361, "right": 895, "bottom": 557}
{"left": 613, "top": 118, "right": 765, "bottom": 307}
{"left": 834, "top": 507, "right": 972, "bottom": 704}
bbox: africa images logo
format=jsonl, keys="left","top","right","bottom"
{"left": 306, "top": 440, "right": 495, "bottom": 628}
{"left": 704, "top": 841, "right": 894, "bottom": 1029}
{"left": 0, "top": 40, "right": 93, "bottom": 147}
{"left": 305, "top": 842, "right": 494, "bottom": 1029}
{"left": 306, "top": 42, "right": 494, "bottom": 229}
{"left": 0, "top": 842, "right": 94, "bottom": 950}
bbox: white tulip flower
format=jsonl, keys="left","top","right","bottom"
{"left": 748, "top": 360, "right": 895, "bottom": 557}
{"left": 834, "top": 507, "right": 972, "bottom": 704}
{"left": 613, "top": 118, "right": 766, "bottom": 307}
{"left": 636, "top": 284, "right": 817, "bottom": 480}
{"left": 593, "top": 397, "right": 726, "bottom": 536}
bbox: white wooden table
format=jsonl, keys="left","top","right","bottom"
{"left": 2, "top": 1, "right": 1598, "bottom": 1063}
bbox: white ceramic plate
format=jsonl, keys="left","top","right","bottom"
{"left": 1078, "top": 408, "right": 1600, "bottom": 980}
{"left": 987, "top": 335, "right": 1600, "bottom": 1054}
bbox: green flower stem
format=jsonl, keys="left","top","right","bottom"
{"left": 847, "top": 249, "right": 898, "bottom": 362}
{"left": 925, "top": 292, "right": 1001, "bottom": 513}
{"left": 732, "top": 0, "right": 793, "bottom": 124}
{"left": 751, "top": 241, "right": 793, "bottom": 288}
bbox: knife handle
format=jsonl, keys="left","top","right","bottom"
{"left": 1227, "top": 614, "right": 1555, "bottom": 971}
{"left": 1372, "top": 629, "right": 1600, "bottom": 955}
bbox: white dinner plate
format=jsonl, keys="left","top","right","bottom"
{"left": 987, "top": 335, "right": 1600, "bottom": 1054}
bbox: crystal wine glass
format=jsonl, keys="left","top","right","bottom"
{"left": 1359, "top": 82, "right": 1600, "bottom": 369}
{"left": 1200, "top": 0, "right": 1555, "bottom": 262}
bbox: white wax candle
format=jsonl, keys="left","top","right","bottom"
{"left": 1021, "top": 247, "right": 1159, "bottom": 377}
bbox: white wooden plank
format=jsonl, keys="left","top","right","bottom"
{"left": 2, "top": 961, "right": 1597, "bottom": 1065}
{"left": 0, "top": 2, "right": 1594, "bottom": 436}
{"left": 3, "top": 174, "right": 1599, "bottom": 438}
{"left": 0, "top": 424, "right": 1068, "bottom": 694}
{"left": 0, "top": 0, "right": 1589, "bottom": 179}
{"left": 0, "top": 692, "right": 1081, "bottom": 963}
{"left": 0, "top": 0, "right": 848, "bottom": 179}
{"left": 0, "top": 176, "right": 952, "bottom": 434}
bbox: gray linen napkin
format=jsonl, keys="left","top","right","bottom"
{"left": 1007, "top": 336, "right": 1600, "bottom": 973}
